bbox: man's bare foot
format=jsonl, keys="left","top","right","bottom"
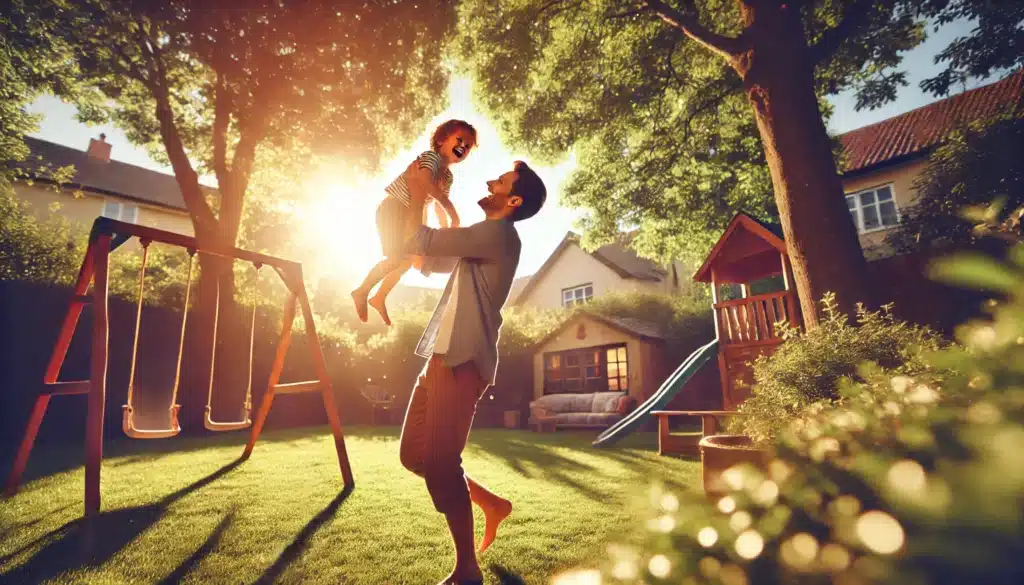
{"left": 350, "top": 289, "right": 369, "bottom": 322}
{"left": 368, "top": 294, "right": 392, "bottom": 326}
{"left": 478, "top": 498, "right": 512, "bottom": 553}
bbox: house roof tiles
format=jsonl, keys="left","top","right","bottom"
{"left": 19, "top": 136, "right": 196, "bottom": 211}
{"left": 838, "top": 69, "right": 1023, "bottom": 174}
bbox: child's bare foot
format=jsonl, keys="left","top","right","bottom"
{"left": 478, "top": 498, "right": 512, "bottom": 553}
{"left": 368, "top": 294, "right": 392, "bottom": 326}
{"left": 351, "top": 289, "right": 369, "bottom": 322}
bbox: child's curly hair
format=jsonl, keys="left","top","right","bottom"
{"left": 431, "top": 119, "right": 477, "bottom": 151}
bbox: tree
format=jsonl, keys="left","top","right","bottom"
{"left": 46, "top": 0, "right": 455, "bottom": 296}
{"left": 454, "top": 0, "right": 939, "bottom": 327}
{"left": 0, "top": 0, "right": 85, "bottom": 188}
{"left": 33, "top": 0, "right": 457, "bottom": 421}
{"left": 887, "top": 110, "right": 1024, "bottom": 253}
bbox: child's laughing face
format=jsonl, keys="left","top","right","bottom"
{"left": 439, "top": 129, "right": 476, "bottom": 165}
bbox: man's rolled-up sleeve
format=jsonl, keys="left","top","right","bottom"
{"left": 405, "top": 223, "right": 503, "bottom": 261}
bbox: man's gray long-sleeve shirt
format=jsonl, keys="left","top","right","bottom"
{"left": 405, "top": 218, "right": 521, "bottom": 385}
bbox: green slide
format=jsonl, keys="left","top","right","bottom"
{"left": 592, "top": 337, "right": 719, "bottom": 447}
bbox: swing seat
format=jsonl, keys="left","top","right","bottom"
{"left": 203, "top": 405, "right": 251, "bottom": 432}
{"left": 122, "top": 404, "right": 181, "bottom": 439}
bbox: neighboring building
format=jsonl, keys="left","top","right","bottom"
{"left": 532, "top": 311, "right": 668, "bottom": 403}
{"left": 837, "top": 69, "right": 1023, "bottom": 257}
{"left": 511, "top": 232, "right": 693, "bottom": 310}
{"left": 14, "top": 135, "right": 196, "bottom": 242}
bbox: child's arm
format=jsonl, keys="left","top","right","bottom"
{"left": 434, "top": 200, "right": 450, "bottom": 228}
{"left": 407, "top": 164, "right": 460, "bottom": 227}
{"left": 433, "top": 195, "right": 460, "bottom": 228}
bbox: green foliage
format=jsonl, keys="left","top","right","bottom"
{"left": 887, "top": 109, "right": 1024, "bottom": 254}
{"left": 0, "top": 0, "right": 85, "bottom": 188}
{"left": 450, "top": 0, "right": 938, "bottom": 265}
{"left": 570, "top": 236, "right": 1024, "bottom": 585}
{"left": 0, "top": 189, "right": 84, "bottom": 284}
{"left": 733, "top": 293, "right": 946, "bottom": 446}
{"left": 917, "top": 0, "right": 1024, "bottom": 97}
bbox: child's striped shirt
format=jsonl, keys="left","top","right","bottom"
{"left": 386, "top": 150, "right": 454, "bottom": 207}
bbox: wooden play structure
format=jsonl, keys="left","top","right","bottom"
{"left": 651, "top": 213, "right": 803, "bottom": 456}
{"left": 693, "top": 212, "right": 803, "bottom": 409}
{"left": 3, "top": 217, "right": 354, "bottom": 515}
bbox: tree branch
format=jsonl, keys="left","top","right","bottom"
{"left": 640, "top": 0, "right": 747, "bottom": 62}
{"left": 808, "top": 0, "right": 883, "bottom": 66}
{"left": 212, "top": 71, "right": 231, "bottom": 186}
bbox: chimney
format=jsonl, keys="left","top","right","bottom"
{"left": 87, "top": 133, "right": 111, "bottom": 163}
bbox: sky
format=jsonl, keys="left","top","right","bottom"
{"left": 27, "top": 17, "right": 984, "bottom": 289}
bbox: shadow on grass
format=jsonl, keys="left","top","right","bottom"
{"left": 155, "top": 511, "right": 236, "bottom": 585}
{"left": 491, "top": 563, "right": 528, "bottom": 585}
{"left": 469, "top": 432, "right": 698, "bottom": 499}
{"left": 1, "top": 424, "right": 396, "bottom": 489}
{"left": 0, "top": 457, "right": 244, "bottom": 585}
{"left": 251, "top": 484, "right": 354, "bottom": 585}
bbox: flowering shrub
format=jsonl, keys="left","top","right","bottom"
{"left": 731, "top": 293, "right": 946, "bottom": 446}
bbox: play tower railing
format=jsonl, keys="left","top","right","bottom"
{"left": 3, "top": 217, "right": 354, "bottom": 516}
{"left": 714, "top": 289, "right": 799, "bottom": 346}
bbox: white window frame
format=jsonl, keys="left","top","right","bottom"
{"left": 561, "top": 283, "right": 594, "bottom": 308}
{"left": 846, "top": 184, "right": 900, "bottom": 234}
{"left": 101, "top": 200, "right": 139, "bottom": 224}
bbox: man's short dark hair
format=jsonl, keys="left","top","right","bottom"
{"left": 510, "top": 161, "right": 546, "bottom": 222}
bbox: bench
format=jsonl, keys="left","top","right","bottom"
{"left": 650, "top": 410, "right": 743, "bottom": 456}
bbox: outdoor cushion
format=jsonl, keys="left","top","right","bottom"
{"left": 590, "top": 392, "right": 627, "bottom": 413}
{"left": 585, "top": 413, "right": 623, "bottom": 426}
{"left": 554, "top": 413, "right": 592, "bottom": 426}
{"left": 615, "top": 396, "right": 635, "bottom": 414}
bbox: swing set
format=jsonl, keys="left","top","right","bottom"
{"left": 3, "top": 217, "right": 354, "bottom": 515}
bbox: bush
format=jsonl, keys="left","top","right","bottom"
{"left": 554, "top": 242, "right": 1024, "bottom": 585}
{"left": 732, "top": 293, "right": 946, "bottom": 445}
{"left": 0, "top": 187, "right": 84, "bottom": 285}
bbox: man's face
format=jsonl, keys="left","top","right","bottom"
{"left": 439, "top": 128, "right": 476, "bottom": 165}
{"left": 479, "top": 169, "right": 522, "bottom": 216}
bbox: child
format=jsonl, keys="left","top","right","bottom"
{"left": 351, "top": 119, "right": 477, "bottom": 325}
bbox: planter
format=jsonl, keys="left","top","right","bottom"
{"left": 699, "top": 434, "right": 768, "bottom": 497}
{"left": 503, "top": 410, "right": 521, "bottom": 429}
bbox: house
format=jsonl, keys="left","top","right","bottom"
{"left": 837, "top": 69, "right": 1023, "bottom": 257}
{"left": 532, "top": 311, "right": 669, "bottom": 404}
{"left": 13, "top": 135, "right": 195, "bottom": 241}
{"left": 511, "top": 232, "right": 693, "bottom": 310}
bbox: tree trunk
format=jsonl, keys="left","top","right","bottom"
{"left": 184, "top": 220, "right": 249, "bottom": 430}
{"left": 734, "top": 1, "right": 874, "bottom": 327}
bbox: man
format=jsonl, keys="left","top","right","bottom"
{"left": 399, "top": 161, "right": 547, "bottom": 585}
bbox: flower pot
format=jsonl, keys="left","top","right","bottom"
{"left": 503, "top": 410, "right": 521, "bottom": 429}
{"left": 699, "top": 434, "right": 768, "bottom": 497}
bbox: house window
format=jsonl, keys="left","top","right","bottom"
{"left": 562, "top": 283, "right": 594, "bottom": 308}
{"left": 101, "top": 200, "right": 139, "bottom": 223}
{"left": 543, "top": 343, "right": 628, "bottom": 394}
{"left": 846, "top": 185, "right": 899, "bottom": 234}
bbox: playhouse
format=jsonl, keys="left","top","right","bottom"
{"left": 692, "top": 212, "right": 803, "bottom": 409}
{"left": 593, "top": 212, "right": 805, "bottom": 454}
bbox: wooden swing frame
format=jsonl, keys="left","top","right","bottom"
{"left": 3, "top": 217, "right": 354, "bottom": 516}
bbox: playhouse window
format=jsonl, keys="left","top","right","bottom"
{"left": 846, "top": 185, "right": 899, "bottom": 234}
{"left": 562, "top": 283, "right": 594, "bottom": 308}
{"left": 544, "top": 343, "right": 628, "bottom": 394}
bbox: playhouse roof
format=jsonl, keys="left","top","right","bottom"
{"left": 534, "top": 310, "right": 667, "bottom": 350}
{"left": 692, "top": 213, "right": 787, "bottom": 284}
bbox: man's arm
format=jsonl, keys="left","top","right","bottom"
{"left": 405, "top": 222, "right": 505, "bottom": 261}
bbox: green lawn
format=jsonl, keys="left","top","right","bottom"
{"left": 0, "top": 427, "right": 699, "bottom": 585}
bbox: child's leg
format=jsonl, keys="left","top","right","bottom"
{"left": 351, "top": 255, "right": 405, "bottom": 322}
{"left": 368, "top": 258, "right": 412, "bottom": 326}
